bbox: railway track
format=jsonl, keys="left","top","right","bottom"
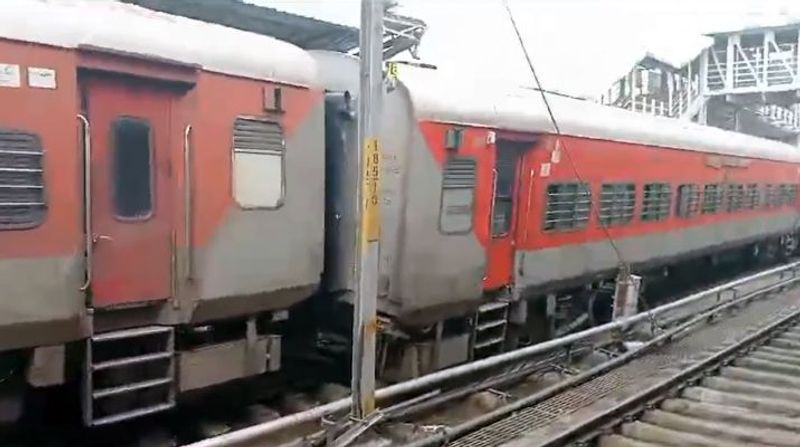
{"left": 399, "top": 263, "right": 800, "bottom": 447}
{"left": 553, "top": 307, "right": 800, "bottom": 447}
{"left": 186, "top": 262, "right": 800, "bottom": 447}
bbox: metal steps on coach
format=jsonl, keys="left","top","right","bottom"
{"left": 82, "top": 326, "right": 176, "bottom": 426}
{"left": 471, "top": 301, "right": 510, "bottom": 359}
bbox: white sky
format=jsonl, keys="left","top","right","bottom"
{"left": 253, "top": 0, "right": 800, "bottom": 98}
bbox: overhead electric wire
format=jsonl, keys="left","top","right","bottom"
{"left": 499, "top": 1, "right": 666, "bottom": 319}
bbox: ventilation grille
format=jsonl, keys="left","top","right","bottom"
{"left": 233, "top": 118, "right": 284, "bottom": 155}
{"left": 443, "top": 157, "right": 477, "bottom": 189}
{"left": 0, "top": 129, "right": 45, "bottom": 228}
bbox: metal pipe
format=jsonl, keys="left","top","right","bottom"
{"left": 183, "top": 124, "right": 194, "bottom": 280}
{"left": 487, "top": 168, "right": 498, "bottom": 241}
{"left": 183, "top": 261, "right": 800, "bottom": 447}
{"left": 77, "top": 114, "right": 92, "bottom": 291}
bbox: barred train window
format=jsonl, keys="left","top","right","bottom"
{"left": 439, "top": 157, "right": 476, "bottom": 234}
{"left": 764, "top": 184, "right": 777, "bottom": 207}
{"left": 544, "top": 182, "right": 591, "bottom": 231}
{"left": 233, "top": 117, "right": 285, "bottom": 208}
{"left": 703, "top": 184, "right": 723, "bottom": 214}
{"left": 743, "top": 184, "right": 759, "bottom": 209}
{"left": 599, "top": 183, "right": 635, "bottom": 226}
{"left": 676, "top": 184, "right": 700, "bottom": 218}
{"left": 0, "top": 129, "right": 46, "bottom": 229}
{"left": 641, "top": 183, "right": 671, "bottom": 221}
{"left": 113, "top": 117, "right": 153, "bottom": 219}
{"left": 725, "top": 183, "right": 744, "bottom": 212}
{"left": 780, "top": 184, "right": 798, "bottom": 206}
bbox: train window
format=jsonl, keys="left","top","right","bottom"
{"left": 232, "top": 117, "right": 285, "bottom": 209}
{"left": 676, "top": 184, "right": 700, "bottom": 218}
{"left": 702, "top": 184, "right": 723, "bottom": 214}
{"left": 641, "top": 183, "right": 671, "bottom": 221}
{"left": 112, "top": 117, "right": 153, "bottom": 219}
{"left": 439, "top": 156, "right": 476, "bottom": 234}
{"left": 764, "top": 184, "right": 777, "bottom": 207}
{"left": 780, "top": 184, "right": 798, "bottom": 206}
{"left": 0, "top": 128, "right": 46, "bottom": 229}
{"left": 779, "top": 184, "right": 789, "bottom": 206}
{"left": 743, "top": 184, "right": 759, "bottom": 209}
{"left": 599, "top": 183, "right": 635, "bottom": 226}
{"left": 725, "top": 183, "right": 744, "bottom": 212}
{"left": 544, "top": 182, "right": 591, "bottom": 231}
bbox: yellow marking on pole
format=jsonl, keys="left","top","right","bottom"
{"left": 362, "top": 138, "right": 381, "bottom": 244}
{"left": 387, "top": 61, "right": 399, "bottom": 80}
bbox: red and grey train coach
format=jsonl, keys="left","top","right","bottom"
{"left": 315, "top": 52, "right": 800, "bottom": 381}
{"left": 0, "top": 0, "right": 798, "bottom": 427}
{"left": 0, "top": 0, "right": 324, "bottom": 425}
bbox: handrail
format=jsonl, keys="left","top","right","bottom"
{"left": 183, "top": 124, "right": 194, "bottom": 281}
{"left": 488, "top": 168, "right": 498, "bottom": 239}
{"left": 183, "top": 260, "right": 800, "bottom": 447}
{"left": 77, "top": 114, "right": 92, "bottom": 292}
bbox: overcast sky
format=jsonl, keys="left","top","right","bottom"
{"left": 252, "top": 0, "right": 800, "bottom": 98}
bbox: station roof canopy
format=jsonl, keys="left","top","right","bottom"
{"left": 122, "top": 0, "right": 426, "bottom": 58}
{"left": 705, "top": 21, "right": 800, "bottom": 37}
{"left": 122, "top": 0, "right": 359, "bottom": 52}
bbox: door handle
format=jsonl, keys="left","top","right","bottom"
{"left": 92, "top": 234, "right": 113, "bottom": 244}
{"left": 78, "top": 114, "right": 92, "bottom": 292}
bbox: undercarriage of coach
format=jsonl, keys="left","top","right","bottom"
{"left": 307, "top": 232, "right": 800, "bottom": 384}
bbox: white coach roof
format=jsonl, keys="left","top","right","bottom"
{"left": 402, "top": 69, "right": 800, "bottom": 163}
{"left": 0, "top": 0, "right": 316, "bottom": 87}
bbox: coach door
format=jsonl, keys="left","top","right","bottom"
{"left": 485, "top": 138, "right": 527, "bottom": 290}
{"left": 82, "top": 77, "right": 175, "bottom": 307}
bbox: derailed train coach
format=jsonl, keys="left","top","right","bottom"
{"left": 0, "top": 0, "right": 324, "bottom": 425}
{"left": 313, "top": 50, "right": 800, "bottom": 381}
{"left": 0, "top": 0, "right": 798, "bottom": 428}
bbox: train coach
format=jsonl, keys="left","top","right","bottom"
{"left": 313, "top": 51, "right": 800, "bottom": 381}
{"left": 0, "top": 0, "right": 325, "bottom": 426}
{"left": 0, "top": 0, "right": 799, "bottom": 429}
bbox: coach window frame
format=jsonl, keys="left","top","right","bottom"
{"left": 111, "top": 116, "right": 155, "bottom": 221}
{"left": 641, "top": 182, "right": 671, "bottom": 221}
{"left": 231, "top": 115, "right": 286, "bottom": 210}
{"left": 598, "top": 182, "right": 635, "bottom": 227}
{"left": 743, "top": 183, "right": 759, "bottom": 209}
{"left": 702, "top": 183, "right": 723, "bottom": 214}
{"left": 438, "top": 155, "right": 477, "bottom": 235}
{"left": 780, "top": 183, "right": 798, "bottom": 206}
{"left": 543, "top": 181, "right": 591, "bottom": 232}
{"left": 0, "top": 128, "right": 47, "bottom": 230}
{"left": 725, "top": 183, "right": 744, "bottom": 213}
{"left": 675, "top": 184, "right": 700, "bottom": 218}
{"left": 764, "top": 184, "right": 775, "bottom": 208}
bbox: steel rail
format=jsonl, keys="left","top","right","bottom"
{"left": 402, "top": 271, "right": 800, "bottom": 447}
{"left": 184, "top": 261, "right": 800, "bottom": 447}
{"left": 538, "top": 304, "right": 800, "bottom": 447}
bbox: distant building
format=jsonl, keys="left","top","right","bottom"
{"left": 600, "top": 53, "right": 691, "bottom": 118}
{"left": 602, "top": 22, "right": 800, "bottom": 146}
